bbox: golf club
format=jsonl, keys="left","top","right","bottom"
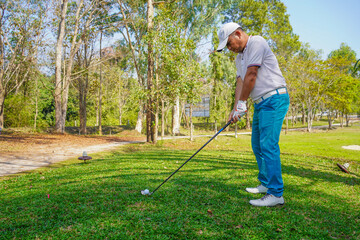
{"left": 141, "top": 113, "right": 245, "bottom": 196}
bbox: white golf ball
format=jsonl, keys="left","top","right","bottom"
{"left": 141, "top": 189, "right": 150, "bottom": 195}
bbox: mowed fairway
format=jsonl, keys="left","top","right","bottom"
{"left": 1, "top": 126, "right": 359, "bottom": 239}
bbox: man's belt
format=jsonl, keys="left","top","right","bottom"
{"left": 254, "top": 87, "right": 287, "bottom": 104}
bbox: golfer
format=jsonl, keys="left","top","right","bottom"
{"left": 217, "top": 22, "right": 290, "bottom": 207}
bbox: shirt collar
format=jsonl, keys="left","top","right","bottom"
{"left": 241, "top": 35, "right": 252, "bottom": 55}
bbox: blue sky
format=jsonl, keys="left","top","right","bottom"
{"left": 282, "top": 0, "right": 360, "bottom": 59}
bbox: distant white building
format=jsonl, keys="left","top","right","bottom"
{"left": 185, "top": 95, "right": 210, "bottom": 117}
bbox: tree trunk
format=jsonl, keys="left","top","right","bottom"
{"left": 56, "top": 0, "right": 88, "bottom": 133}
{"left": 214, "top": 120, "right": 217, "bottom": 140}
{"left": 340, "top": 112, "right": 344, "bottom": 128}
{"left": 98, "top": 30, "right": 103, "bottom": 135}
{"left": 225, "top": 104, "right": 229, "bottom": 132}
{"left": 291, "top": 106, "right": 295, "bottom": 127}
{"left": 60, "top": 74, "right": 71, "bottom": 133}
{"left": 146, "top": 0, "right": 155, "bottom": 143}
{"left": 302, "top": 104, "right": 306, "bottom": 125}
{"left": 0, "top": 18, "right": 4, "bottom": 129}
{"left": 79, "top": 75, "right": 87, "bottom": 135}
{"left": 154, "top": 101, "right": 158, "bottom": 142}
{"left": 96, "top": 102, "right": 99, "bottom": 126}
{"left": 79, "top": 98, "right": 87, "bottom": 134}
{"left": 79, "top": 103, "right": 87, "bottom": 134}
{"left": 190, "top": 104, "right": 193, "bottom": 141}
{"left": 307, "top": 108, "right": 313, "bottom": 132}
{"left": 118, "top": 84, "right": 123, "bottom": 125}
{"left": 154, "top": 64, "right": 160, "bottom": 142}
{"left": 34, "top": 76, "right": 38, "bottom": 129}
{"left": 328, "top": 113, "right": 333, "bottom": 129}
{"left": 135, "top": 103, "right": 143, "bottom": 133}
{"left": 118, "top": 0, "right": 145, "bottom": 134}
{"left": 54, "top": 0, "right": 68, "bottom": 133}
{"left": 161, "top": 99, "right": 165, "bottom": 139}
{"left": 0, "top": 89, "right": 5, "bottom": 129}
{"left": 183, "top": 102, "right": 189, "bottom": 128}
{"left": 345, "top": 114, "right": 350, "bottom": 127}
{"left": 172, "top": 96, "right": 180, "bottom": 135}
{"left": 119, "top": 107, "right": 122, "bottom": 126}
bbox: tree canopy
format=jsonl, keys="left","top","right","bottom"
{"left": 1, "top": 0, "right": 358, "bottom": 138}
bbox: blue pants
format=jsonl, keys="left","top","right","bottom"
{"left": 251, "top": 92, "right": 289, "bottom": 197}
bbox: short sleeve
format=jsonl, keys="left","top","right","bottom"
{"left": 247, "top": 37, "right": 267, "bottom": 68}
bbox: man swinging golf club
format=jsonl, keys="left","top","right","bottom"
{"left": 217, "top": 22, "right": 290, "bottom": 207}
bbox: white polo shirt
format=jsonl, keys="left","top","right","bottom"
{"left": 235, "top": 36, "right": 286, "bottom": 101}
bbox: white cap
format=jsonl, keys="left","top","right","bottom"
{"left": 216, "top": 22, "right": 241, "bottom": 52}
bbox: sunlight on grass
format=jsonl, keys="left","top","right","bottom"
{"left": 1, "top": 126, "right": 359, "bottom": 239}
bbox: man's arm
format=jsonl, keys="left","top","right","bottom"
{"left": 229, "top": 66, "right": 259, "bottom": 123}
{"left": 228, "top": 76, "right": 243, "bottom": 122}
{"left": 240, "top": 66, "right": 258, "bottom": 101}
{"left": 233, "top": 76, "right": 243, "bottom": 110}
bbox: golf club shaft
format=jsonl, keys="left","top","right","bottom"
{"left": 151, "top": 120, "right": 232, "bottom": 195}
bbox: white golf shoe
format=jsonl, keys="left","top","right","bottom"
{"left": 249, "top": 194, "right": 285, "bottom": 207}
{"left": 245, "top": 184, "right": 268, "bottom": 194}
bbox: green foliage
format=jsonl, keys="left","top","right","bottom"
{"left": 65, "top": 92, "right": 78, "bottom": 124}
{"left": 4, "top": 94, "right": 33, "bottom": 128}
{"left": 224, "top": 0, "right": 300, "bottom": 58}
{"left": 2, "top": 0, "right": 359, "bottom": 134}
{"left": 352, "top": 59, "right": 360, "bottom": 77}
{"left": 35, "top": 76, "right": 56, "bottom": 129}
{"left": 85, "top": 63, "right": 141, "bottom": 127}
{"left": 328, "top": 43, "right": 357, "bottom": 63}
{"left": 323, "top": 44, "right": 359, "bottom": 115}
{"left": 153, "top": 3, "right": 202, "bottom": 105}
{"left": 283, "top": 41, "right": 359, "bottom": 130}
{"left": 175, "top": 0, "right": 224, "bottom": 42}
{"left": 3, "top": 72, "right": 55, "bottom": 129}
{"left": 209, "top": 27, "right": 237, "bottom": 121}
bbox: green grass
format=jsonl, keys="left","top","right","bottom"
{"left": 175, "top": 118, "right": 345, "bottom": 138}
{"left": 1, "top": 126, "right": 360, "bottom": 239}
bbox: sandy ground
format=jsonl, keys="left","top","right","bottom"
{"left": 0, "top": 130, "right": 253, "bottom": 177}
{"left": 0, "top": 131, "right": 145, "bottom": 177}
{"left": 342, "top": 145, "right": 360, "bottom": 150}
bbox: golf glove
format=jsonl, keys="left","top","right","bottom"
{"left": 233, "top": 100, "right": 247, "bottom": 120}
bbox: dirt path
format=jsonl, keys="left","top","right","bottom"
{"left": 0, "top": 132, "right": 145, "bottom": 177}
{"left": 0, "top": 130, "right": 252, "bottom": 177}
{"left": 1, "top": 122, "right": 358, "bottom": 177}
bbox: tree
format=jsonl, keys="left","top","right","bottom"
{"left": 220, "top": 0, "right": 300, "bottom": 129}
{"left": 146, "top": 0, "right": 156, "bottom": 142}
{"left": 285, "top": 44, "right": 323, "bottom": 132}
{"left": 116, "top": 0, "right": 147, "bottom": 134}
{"left": 92, "top": 1, "right": 120, "bottom": 135}
{"left": 210, "top": 28, "right": 238, "bottom": 129}
{"left": 224, "top": 0, "right": 300, "bottom": 59}
{"left": 73, "top": 32, "right": 97, "bottom": 134}
{"left": 324, "top": 43, "right": 358, "bottom": 128}
{"left": 152, "top": 3, "right": 204, "bottom": 139}
{"left": 0, "top": 0, "right": 48, "bottom": 129}
{"left": 54, "top": 0, "right": 105, "bottom": 133}
{"left": 352, "top": 59, "right": 360, "bottom": 77}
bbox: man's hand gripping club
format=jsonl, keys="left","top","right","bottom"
{"left": 229, "top": 100, "right": 247, "bottom": 123}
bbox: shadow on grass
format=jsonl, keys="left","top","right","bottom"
{"left": 0, "top": 150, "right": 359, "bottom": 239}
{"left": 64, "top": 125, "right": 133, "bottom": 135}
